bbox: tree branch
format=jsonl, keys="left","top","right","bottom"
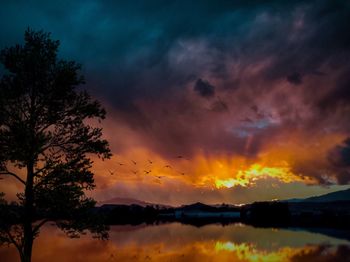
{"left": 2, "top": 227, "right": 23, "bottom": 257}
{"left": 33, "top": 219, "right": 50, "bottom": 235}
{"left": 33, "top": 165, "right": 50, "bottom": 176}
{"left": 0, "top": 171, "right": 26, "bottom": 185}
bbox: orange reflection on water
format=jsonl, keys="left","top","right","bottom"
{"left": 215, "top": 241, "right": 312, "bottom": 262}
{"left": 1, "top": 223, "right": 349, "bottom": 262}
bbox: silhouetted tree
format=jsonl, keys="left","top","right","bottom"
{"left": 0, "top": 29, "right": 111, "bottom": 262}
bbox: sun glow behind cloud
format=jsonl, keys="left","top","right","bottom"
{"left": 80, "top": 115, "right": 349, "bottom": 205}
{"left": 214, "top": 163, "right": 302, "bottom": 188}
{"left": 189, "top": 152, "right": 318, "bottom": 190}
{"left": 92, "top": 146, "right": 316, "bottom": 191}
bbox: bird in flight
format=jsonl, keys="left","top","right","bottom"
{"left": 176, "top": 156, "right": 189, "bottom": 160}
{"left": 131, "top": 160, "right": 137, "bottom": 165}
{"left": 118, "top": 163, "right": 124, "bottom": 166}
{"left": 148, "top": 159, "right": 153, "bottom": 164}
{"left": 164, "top": 165, "right": 172, "bottom": 169}
{"left": 144, "top": 170, "right": 152, "bottom": 174}
{"left": 108, "top": 169, "right": 116, "bottom": 176}
{"left": 131, "top": 170, "right": 138, "bottom": 175}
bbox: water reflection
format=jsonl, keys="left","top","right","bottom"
{"left": 1, "top": 223, "right": 350, "bottom": 261}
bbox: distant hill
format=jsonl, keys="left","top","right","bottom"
{"left": 98, "top": 197, "right": 154, "bottom": 207}
{"left": 177, "top": 202, "right": 240, "bottom": 212}
{"left": 285, "top": 188, "right": 350, "bottom": 203}
{"left": 98, "top": 197, "right": 172, "bottom": 208}
{"left": 179, "top": 202, "right": 216, "bottom": 211}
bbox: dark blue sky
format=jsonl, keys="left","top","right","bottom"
{"left": 2, "top": 0, "right": 349, "bottom": 108}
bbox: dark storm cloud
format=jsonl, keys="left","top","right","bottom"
{"left": 0, "top": 0, "right": 300, "bottom": 103}
{"left": 2, "top": 0, "right": 350, "bottom": 184}
{"left": 327, "top": 138, "right": 350, "bottom": 184}
{"left": 1, "top": 0, "right": 349, "bottom": 104}
{"left": 194, "top": 78, "right": 215, "bottom": 98}
{"left": 210, "top": 98, "right": 229, "bottom": 113}
{"left": 317, "top": 68, "right": 350, "bottom": 111}
{"left": 286, "top": 72, "right": 303, "bottom": 85}
{"left": 329, "top": 138, "right": 350, "bottom": 167}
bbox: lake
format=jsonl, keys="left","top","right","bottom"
{"left": 1, "top": 223, "right": 350, "bottom": 261}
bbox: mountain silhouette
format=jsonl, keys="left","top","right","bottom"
{"left": 98, "top": 197, "right": 172, "bottom": 208}
{"left": 286, "top": 188, "right": 350, "bottom": 203}
{"left": 98, "top": 197, "right": 153, "bottom": 207}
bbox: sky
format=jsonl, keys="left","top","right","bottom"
{"left": 1, "top": 0, "right": 350, "bottom": 206}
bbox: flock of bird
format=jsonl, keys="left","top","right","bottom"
{"left": 107, "top": 156, "right": 189, "bottom": 182}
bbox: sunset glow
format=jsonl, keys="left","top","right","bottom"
{"left": 214, "top": 163, "right": 299, "bottom": 188}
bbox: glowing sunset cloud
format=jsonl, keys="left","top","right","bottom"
{"left": 92, "top": 149, "right": 311, "bottom": 190}
{"left": 214, "top": 163, "right": 298, "bottom": 188}
{"left": 84, "top": 130, "right": 346, "bottom": 205}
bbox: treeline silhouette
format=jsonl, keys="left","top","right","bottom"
{"left": 95, "top": 201, "right": 350, "bottom": 229}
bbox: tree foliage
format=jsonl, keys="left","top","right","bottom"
{"left": 0, "top": 29, "right": 111, "bottom": 261}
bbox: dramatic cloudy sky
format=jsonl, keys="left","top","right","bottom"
{"left": 1, "top": 0, "right": 350, "bottom": 205}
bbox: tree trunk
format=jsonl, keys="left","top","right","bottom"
{"left": 22, "top": 162, "right": 35, "bottom": 262}
{"left": 22, "top": 221, "right": 33, "bottom": 262}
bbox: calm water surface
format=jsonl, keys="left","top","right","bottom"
{"left": 1, "top": 223, "right": 350, "bottom": 261}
